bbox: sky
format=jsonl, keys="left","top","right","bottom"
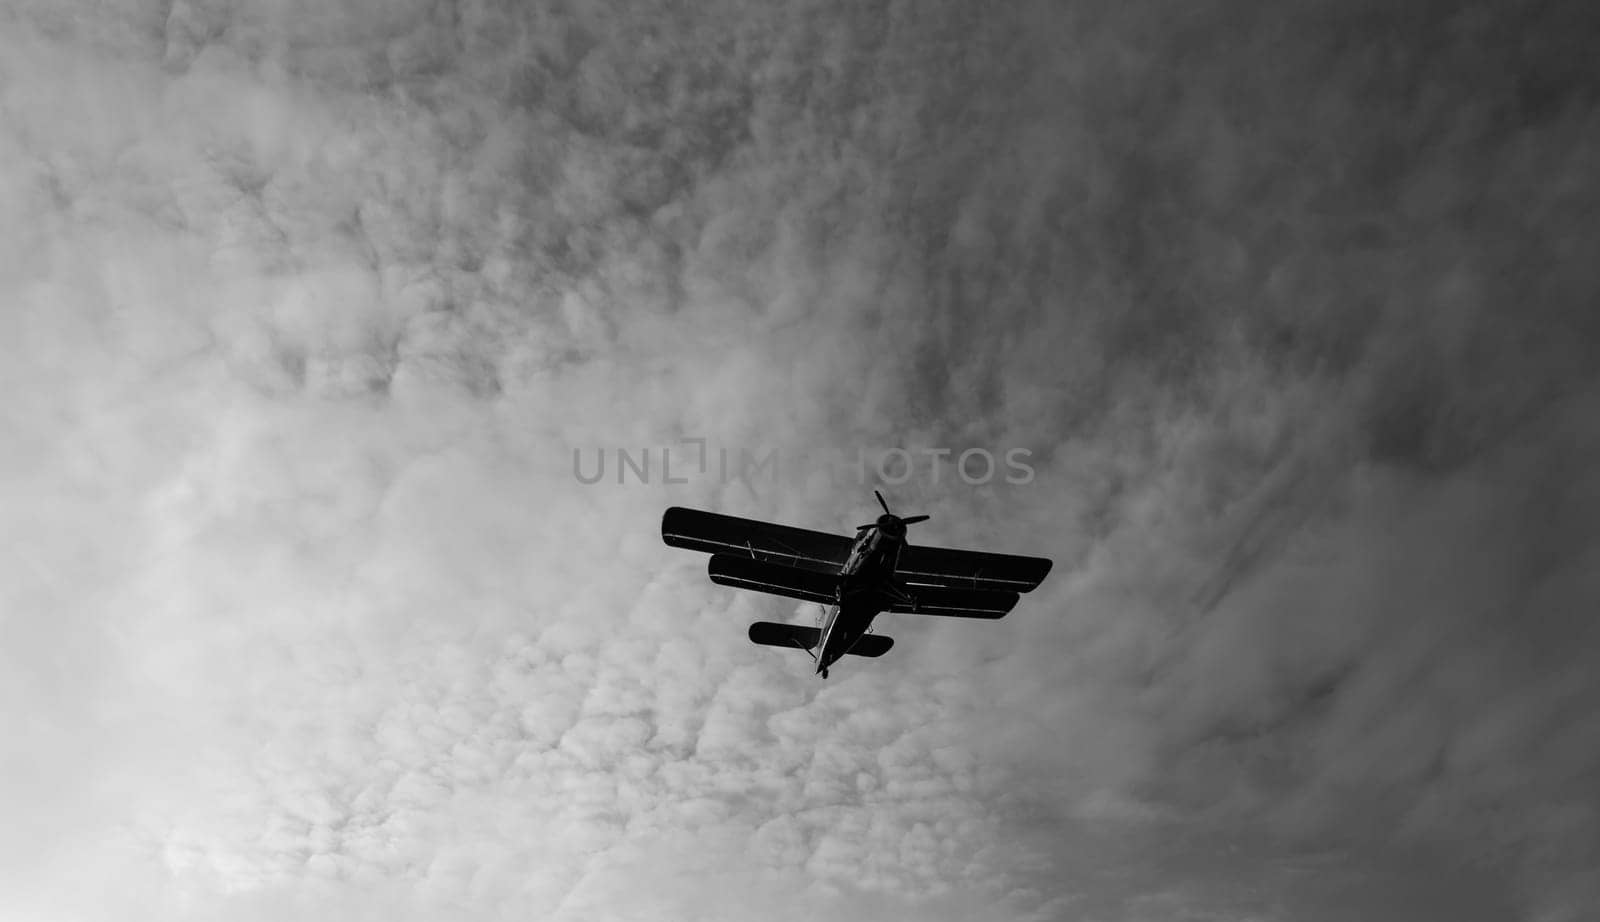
{"left": 2, "top": 0, "right": 1598, "bottom": 919}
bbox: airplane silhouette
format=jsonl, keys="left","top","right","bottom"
{"left": 662, "top": 492, "right": 1052, "bottom": 678}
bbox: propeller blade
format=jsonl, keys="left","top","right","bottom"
{"left": 875, "top": 490, "right": 891, "bottom": 515}
{"left": 856, "top": 523, "right": 875, "bottom": 531}
{"left": 900, "top": 515, "right": 930, "bottom": 525}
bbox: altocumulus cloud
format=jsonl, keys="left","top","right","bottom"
{"left": 2, "top": 0, "right": 1598, "bottom": 920}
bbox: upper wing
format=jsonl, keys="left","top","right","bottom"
{"left": 662, "top": 507, "right": 851, "bottom": 571}
{"left": 896, "top": 545, "right": 1053, "bottom": 593}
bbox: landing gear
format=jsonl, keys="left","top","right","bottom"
{"left": 821, "top": 667, "right": 829, "bottom": 679}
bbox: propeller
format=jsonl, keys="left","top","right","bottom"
{"left": 857, "top": 490, "right": 929, "bottom": 531}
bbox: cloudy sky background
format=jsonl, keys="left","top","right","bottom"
{"left": 3, "top": 0, "right": 1599, "bottom": 919}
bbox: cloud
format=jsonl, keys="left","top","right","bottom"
{"left": 2, "top": 0, "right": 1598, "bottom": 920}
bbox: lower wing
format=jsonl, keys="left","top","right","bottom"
{"left": 888, "top": 585, "right": 1020, "bottom": 619}
{"left": 708, "top": 555, "right": 838, "bottom": 605}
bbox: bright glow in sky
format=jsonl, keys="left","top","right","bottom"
{"left": 3, "top": 1, "right": 1599, "bottom": 919}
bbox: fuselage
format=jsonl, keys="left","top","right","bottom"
{"left": 815, "top": 516, "right": 908, "bottom": 675}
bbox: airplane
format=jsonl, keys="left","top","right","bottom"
{"left": 661, "top": 491, "right": 1052, "bottom": 678}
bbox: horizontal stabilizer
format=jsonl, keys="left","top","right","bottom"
{"left": 748, "top": 621, "right": 821, "bottom": 651}
{"left": 748, "top": 623, "right": 894, "bottom": 659}
{"left": 710, "top": 555, "right": 839, "bottom": 605}
{"left": 889, "top": 586, "right": 1019, "bottom": 619}
{"left": 844, "top": 634, "right": 894, "bottom": 657}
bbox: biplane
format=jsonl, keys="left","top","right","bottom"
{"left": 661, "top": 492, "right": 1052, "bottom": 678}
